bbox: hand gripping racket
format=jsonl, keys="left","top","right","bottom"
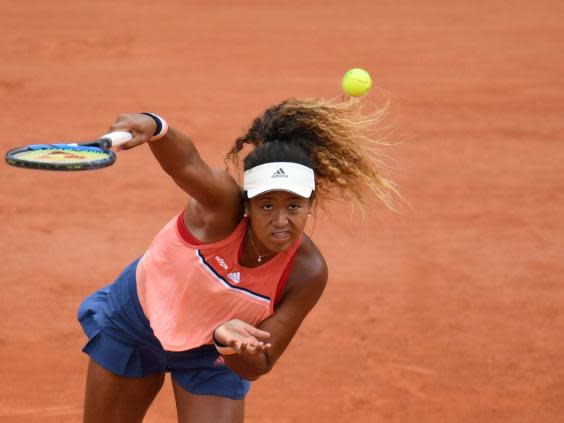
{"left": 4, "top": 131, "right": 133, "bottom": 171}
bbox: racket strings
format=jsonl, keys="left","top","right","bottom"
{"left": 28, "top": 144, "right": 105, "bottom": 152}
{"left": 6, "top": 138, "right": 117, "bottom": 170}
{"left": 12, "top": 147, "right": 110, "bottom": 164}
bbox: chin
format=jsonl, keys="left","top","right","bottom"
{"left": 267, "top": 236, "right": 295, "bottom": 252}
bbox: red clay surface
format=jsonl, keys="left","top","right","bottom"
{"left": 1, "top": 1, "right": 563, "bottom": 422}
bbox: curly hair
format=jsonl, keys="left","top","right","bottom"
{"left": 225, "top": 97, "right": 400, "bottom": 211}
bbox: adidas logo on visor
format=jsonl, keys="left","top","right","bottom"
{"left": 243, "top": 162, "right": 315, "bottom": 199}
{"left": 271, "top": 168, "right": 288, "bottom": 178}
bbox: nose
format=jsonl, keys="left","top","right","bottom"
{"left": 272, "top": 209, "right": 289, "bottom": 227}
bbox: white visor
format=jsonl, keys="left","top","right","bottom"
{"left": 244, "top": 162, "right": 315, "bottom": 199}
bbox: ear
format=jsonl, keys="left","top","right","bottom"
{"left": 307, "top": 197, "right": 316, "bottom": 216}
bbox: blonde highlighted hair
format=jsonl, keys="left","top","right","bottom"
{"left": 226, "top": 97, "right": 400, "bottom": 211}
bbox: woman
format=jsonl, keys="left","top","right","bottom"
{"left": 78, "top": 98, "right": 398, "bottom": 422}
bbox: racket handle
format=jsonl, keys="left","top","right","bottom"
{"left": 100, "top": 131, "right": 133, "bottom": 148}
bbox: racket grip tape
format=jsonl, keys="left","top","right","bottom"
{"left": 99, "top": 131, "right": 133, "bottom": 148}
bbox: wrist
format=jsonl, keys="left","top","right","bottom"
{"left": 140, "top": 112, "right": 169, "bottom": 141}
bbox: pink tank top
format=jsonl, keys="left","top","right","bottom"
{"left": 136, "top": 212, "right": 301, "bottom": 351}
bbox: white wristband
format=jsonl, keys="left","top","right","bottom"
{"left": 141, "top": 112, "right": 169, "bottom": 142}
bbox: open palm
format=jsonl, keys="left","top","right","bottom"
{"left": 214, "top": 319, "right": 272, "bottom": 355}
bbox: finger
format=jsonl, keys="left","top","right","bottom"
{"left": 104, "top": 123, "right": 136, "bottom": 148}
{"left": 116, "top": 133, "right": 152, "bottom": 150}
{"left": 245, "top": 326, "right": 271, "bottom": 340}
{"left": 108, "top": 119, "right": 135, "bottom": 134}
{"left": 246, "top": 341, "right": 267, "bottom": 354}
{"left": 116, "top": 140, "right": 138, "bottom": 151}
{"left": 107, "top": 113, "right": 155, "bottom": 149}
{"left": 256, "top": 342, "right": 272, "bottom": 353}
{"left": 117, "top": 138, "right": 147, "bottom": 150}
{"left": 249, "top": 340, "right": 264, "bottom": 349}
{"left": 239, "top": 335, "right": 260, "bottom": 345}
{"left": 237, "top": 342, "right": 247, "bottom": 354}
{"left": 245, "top": 344, "right": 260, "bottom": 355}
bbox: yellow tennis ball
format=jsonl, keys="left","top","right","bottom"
{"left": 342, "top": 68, "right": 372, "bottom": 97}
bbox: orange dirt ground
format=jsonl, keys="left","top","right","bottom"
{"left": 1, "top": 1, "right": 563, "bottom": 422}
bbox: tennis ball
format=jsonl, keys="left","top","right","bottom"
{"left": 342, "top": 68, "right": 372, "bottom": 97}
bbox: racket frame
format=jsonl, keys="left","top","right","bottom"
{"left": 4, "top": 132, "right": 132, "bottom": 171}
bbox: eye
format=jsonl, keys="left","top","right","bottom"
{"left": 260, "top": 203, "right": 273, "bottom": 211}
{"left": 288, "top": 203, "right": 301, "bottom": 210}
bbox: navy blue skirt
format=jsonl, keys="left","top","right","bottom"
{"left": 77, "top": 258, "right": 251, "bottom": 400}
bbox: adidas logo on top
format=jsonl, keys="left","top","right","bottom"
{"left": 215, "top": 256, "right": 228, "bottom": 270}
{"left": 227, "top": 271, "right": 240, "bottom": 284}
{"left": 272, "top": 168, "right": 288, "bottom": 178}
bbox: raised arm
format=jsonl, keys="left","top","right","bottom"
{"left": 109, "top": 113, "right": 243, "bottom": 236}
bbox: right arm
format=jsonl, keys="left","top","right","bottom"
{"left": 214, "top": 239, "right": 329, "bottom": 380}
{"left": 109, "top": 114, "right": 243, "bottom": 238}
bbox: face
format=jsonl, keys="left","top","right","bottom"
{"left": 247, "top": 190, "right": 312, "bottom": 253}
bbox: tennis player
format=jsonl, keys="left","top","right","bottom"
{"left": 77, "top": 98, "right": 397, "bottom": 422}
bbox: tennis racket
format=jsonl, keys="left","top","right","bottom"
{"left": 4, "top": 131, "right": 133, "bottom": 171}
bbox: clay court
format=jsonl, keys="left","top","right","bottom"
{"left": 1, "top": 1, "right": 563, "bottom": 422}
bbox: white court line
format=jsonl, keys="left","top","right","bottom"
{"left": 0, "top": 404, "right": 81, "bottom": 417}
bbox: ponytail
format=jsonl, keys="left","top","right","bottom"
{"left": 226, "top": 97, "right": 400, "bottom": 211}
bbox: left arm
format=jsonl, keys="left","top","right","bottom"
{"left": 214, "top": 245, "right": 328, "bottom": 380}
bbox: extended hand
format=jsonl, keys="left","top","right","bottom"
{"left": 109, "top": 113, "right": 157, "bottom": 150}
{"left": 214, "top": 319, "right": 272, "bottom": 355}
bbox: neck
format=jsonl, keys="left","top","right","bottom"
{"left": 246, "top": 228, "right": 275, "bottom": 264}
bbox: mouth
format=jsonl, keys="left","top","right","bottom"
{"left": 271, "top": 231, "right": 292, "bottom": 241}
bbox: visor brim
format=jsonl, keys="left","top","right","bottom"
{"left": 247, "top": 185, "right": 314, "bottom": 199}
